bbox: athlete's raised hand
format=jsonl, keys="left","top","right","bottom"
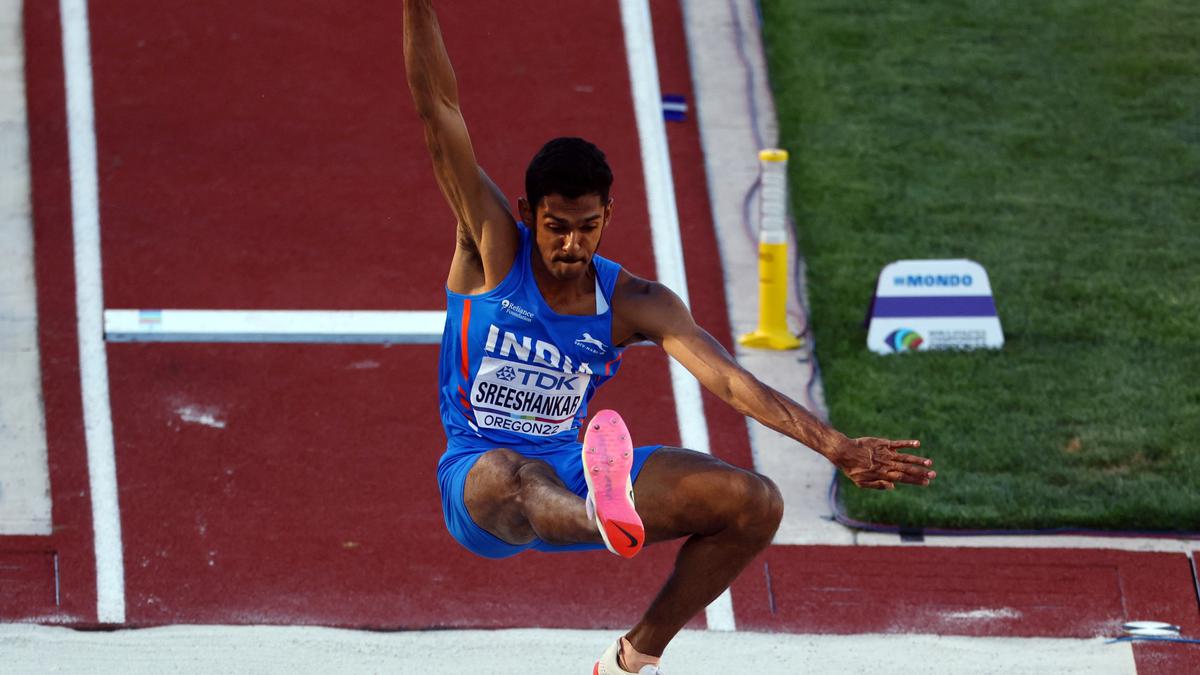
{"left": 831, "top": 437, "right": 935, "bottom": 490}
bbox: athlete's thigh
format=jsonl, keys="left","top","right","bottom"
{"left": 633, "top": 447, "right": 773, "bottom": 544}
{"left": 463, "top": 447, "right": 564, "bottom": 545}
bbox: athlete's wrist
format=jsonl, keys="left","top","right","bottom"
{"left": 821, "top": 433, "right": 854, "bottom": 464}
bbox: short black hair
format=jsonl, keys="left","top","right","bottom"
{"left": 524, "top": 137, "right": 613, "bottom": 213}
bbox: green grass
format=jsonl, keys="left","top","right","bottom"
{"left": 759, "top": 0, "right": 1200, "bottom": 530}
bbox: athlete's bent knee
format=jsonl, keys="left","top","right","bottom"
{"left": 465, "top": 449, "right": 543, "bottom": 544}
{"left": 470, "top": 449, "right": 560, "bottom": 515}
{"left": 727, "top": 472, "right": 784, "bottom": 542}
{"left": 757, "top": 474, "right": 785, "bottom": 535}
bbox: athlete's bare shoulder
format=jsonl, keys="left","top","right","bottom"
{"left": 611, "top": 270, "right": 695, "bottom": 346}
{"left": 443, "top": 170, "right": 519, "bottom": 295}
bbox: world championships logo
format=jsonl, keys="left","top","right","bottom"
{"left": 884, "top": 328, "right": 924, "bottom": 352}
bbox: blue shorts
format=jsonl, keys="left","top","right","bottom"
{"left": 436, "top": 441, "right": 662, "bottom": 559}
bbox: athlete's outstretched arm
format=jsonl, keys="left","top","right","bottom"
{"left": 616, "top": 278, "right": 936, "bottom": 490}
{"left": 403, "top": 0, "right": 517, "bottom": 290}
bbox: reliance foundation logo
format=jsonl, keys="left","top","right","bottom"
{"left": 500, "top": 298, "right": 534, "bottom": 322}
{"left": 885, "top": 328, "right": 924, "bottom": 353}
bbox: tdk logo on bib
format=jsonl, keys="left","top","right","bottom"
{"left": 500, "top": 298, "right": 534, "bottom": 322}
{"left": 471, "top": 357, "right": 585, "bottom": 436}
{"left": 474, "top": 324, "right": 593, "bottom": 436}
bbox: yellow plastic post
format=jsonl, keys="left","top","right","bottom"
{"left": 739, "top": 149, "right": 802, "bottom": 350}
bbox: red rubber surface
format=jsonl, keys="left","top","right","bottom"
{"left": 0, "top": 552, "right": 57, "bottom": 613}
{"left": 88, "top": 0, "right": 656, "bottom": 311}
{"left": 1130, "top": 552, "right": 1200, "bottom": 674}
{"left": 730, "top": 546, "right": 1200, "bottom": 640}
{"left": 106, "top": 343, "right": 697, "bottom": 628}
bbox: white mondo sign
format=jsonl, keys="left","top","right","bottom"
{"left": 866, "top": 259, "right": 1004, "bottom": 355}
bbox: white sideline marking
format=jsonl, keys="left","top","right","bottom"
{"left": 619, "top": 0, "right": 735, "bottom": 632}
{"left": 60, "top": 0, "right": 126, "bottom": 623}
{"left": 104, "top": 309, "right": 446, "bottom": 343}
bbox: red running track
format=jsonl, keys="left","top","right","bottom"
{"left": 8, "top": 1, "right": 1200, "bottom": 672}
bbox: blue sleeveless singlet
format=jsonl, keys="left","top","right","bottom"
{"left": 438, "top": 222, "right": 624, "bottom": 456}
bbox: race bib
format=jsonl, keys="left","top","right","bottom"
{"left": 470, "top": 356, "right": 588, "bottom": 436}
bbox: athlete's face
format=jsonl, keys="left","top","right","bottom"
{"left": 521, "top": 193, "right": 613, "bottom": 281}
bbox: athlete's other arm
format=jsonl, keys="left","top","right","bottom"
{"left": 403, "top": 0, "right": 518, "bottom": 294}
{"left": 614, "top": 276, "right": 936, "bottom": 490}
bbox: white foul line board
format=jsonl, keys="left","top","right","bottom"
{"left": 104, "top": 309, "right": 446, "bottom": 344}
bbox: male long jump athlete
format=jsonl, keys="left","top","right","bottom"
{"left": 405, "top": 2, "right": 936, "bottom": 672}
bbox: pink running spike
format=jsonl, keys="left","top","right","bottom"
{"left": 582, "top": 409, "right": 643, "bottom": 559}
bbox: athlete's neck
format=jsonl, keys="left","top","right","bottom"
{"left": 530, "top": 247, "right": 596, "bottom": 315}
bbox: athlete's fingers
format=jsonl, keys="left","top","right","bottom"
{"left": 888, "top": 439, "right": 921, "bottom": 450}
{"left": 893, "top": 452, "right": 933, "bottom": 467}
{"left": 884, "top": 461, "right": 932, "bottom": 478}
{"left": 888, "top": 467, "right": 935, "bottom": 486}
{"left": 858, "top": 479, "right": 894, "bottom": 490}
{"left": 889, "top": 460, "right": 936, "bottom": 478}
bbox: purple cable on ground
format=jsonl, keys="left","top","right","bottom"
{"left": 728, "top": 0, "right": 824, "bottom": 416}
{"left": 827, "top": 472, "right": 1200, "bottom": 539}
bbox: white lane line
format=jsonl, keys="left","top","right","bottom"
{"left": 59, "top": 0, "right": 126, "bottom": 623}
{"left": 618, "top": 0, "right": 736, "bottom": 632}
{"left": 104, "top": 309, "right": 447, "bottom": 343}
